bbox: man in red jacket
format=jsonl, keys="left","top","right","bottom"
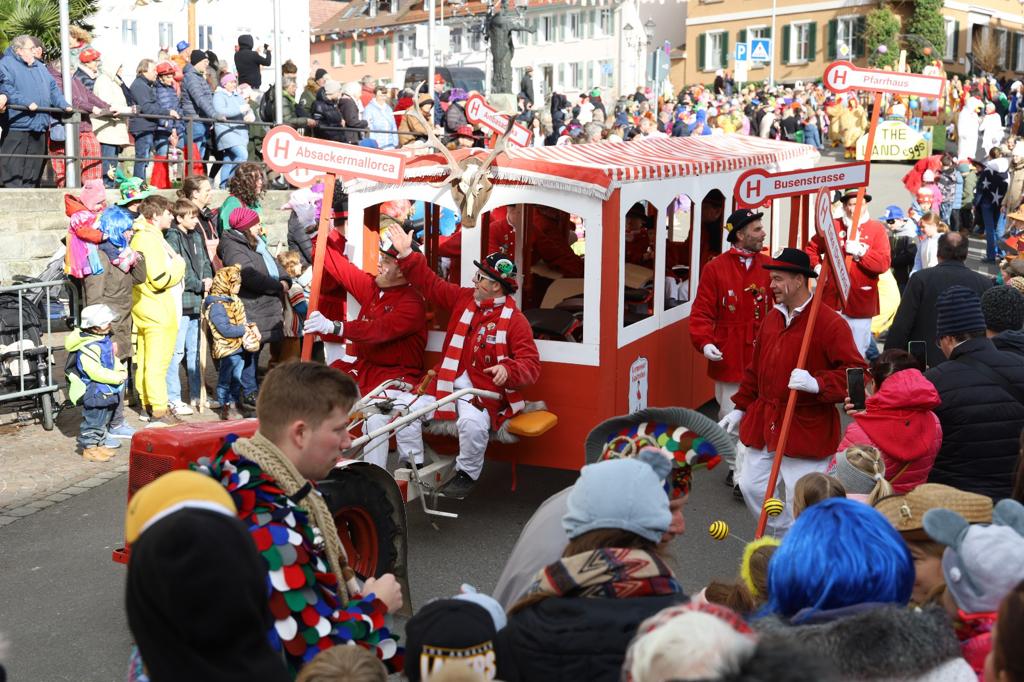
{"left": 803, "top": 192, "right": 891, "bottom": 358}
{"left": 385, "top": 224, "right": 541, "bottom": 499}
{"left": 304, "top": 217, "right": 428, "bottom": 470}
{"left": 719, "top": 248, "right": 865, "bottom": 532}
{"left": 689, "top": 209, "right": 772, "bottom": 491}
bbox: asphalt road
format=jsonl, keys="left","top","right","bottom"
{"left": 0, "top": 154, "right": 993, "bottom": 681}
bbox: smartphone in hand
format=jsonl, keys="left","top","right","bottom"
{"left": 847, "top": 368, "right": 866, "bottom": 411}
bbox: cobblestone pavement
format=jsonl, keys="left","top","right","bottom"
{"left": 0, "top": 329, "right": 222, "bottom": 525}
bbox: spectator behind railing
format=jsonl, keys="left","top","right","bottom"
{"left": 92, "top": 62, "right": 134, "bottom": 188}
{"left": 180, "top": 50, "right": 219, "bottom": 159}
{"left": 46, "top": 57, "right": 109, "bottom": 187}
{"left": 212, "top": 73, "right": 252, "bottom": 189}
{"left": 0, "top": 34, "right": 72, "bottom": 188}
{"left": 129, "top": 59, "right": 179, "bottom": 184}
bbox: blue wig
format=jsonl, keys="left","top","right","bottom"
{"left": 98, "top": 205, "right": 135, "bottom": 250}
{"left": 765, "top": 497, "right": 913, "bottom": 620}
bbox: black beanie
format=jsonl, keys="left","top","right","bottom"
{"left": 125, "top": 509, "right": 289, "bottom": 682}
{"left": 238, "top": 34, "right": 254, "bottom": 50}
{"left": 190, "top": 49, "right": 209, "bottom": 66}
{"left": 982, "top": 285, "right": 1024, "bottom": 333}
{"left": 936, "top": 285, "right": 987, "bottom": 337}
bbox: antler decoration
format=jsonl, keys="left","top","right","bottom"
{"left": 407, "top": 82, "right": 516, "bottom": 228}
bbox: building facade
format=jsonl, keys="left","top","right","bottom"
{"left": 87, "top": 0, "right": 312, "bottom": 89}
{"left": 311, "top": 0, "right": 653, "bottom": 101}
{"left": 684, "top": 0, "right": 1024, "bottom": 87}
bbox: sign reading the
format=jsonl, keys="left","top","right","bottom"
{"left": 816, "top": 188, "right": 850, "bottom": 304}
{"left": 628, "top": 356, "right": 649, "bottom": 413}
{"left": 750, "top": 38, "right": 771, "bottom": 62}
{"left": 464, "top": 94, "right": 532, "bottom": 147}
{"left": 823, "top": 60, "right": 946, "bottom": 99}
{"left": 262, "top": 125, "right": 406, "bottom": 184}
{"left": 856, "top": 120, "right": 931, "bottom": 161}
{"left": 734, "top": 162, "right": 870, "bottom": 208}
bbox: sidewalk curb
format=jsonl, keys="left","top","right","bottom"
{"left": 0, "top": 465, "right": 127, "bottom": 529}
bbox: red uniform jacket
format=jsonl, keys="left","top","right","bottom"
{"left": 323, "top": 252, "right": 427, "bottom": 395}
{"left": 732, "top": 298, "right": 866, "bottom": 459}
{"left": 689, "top": 250, "right": 772, "bottom": 383}
{"left": 398, "top": 252, "right": 540, "bottom": 420}
{"left": 314, "top": 230, "right": 348, "bottom": 344}
{"left": 804, "top": 218, "right": 891, "bottom": 319}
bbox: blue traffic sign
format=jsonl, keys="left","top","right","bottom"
{"left": 735, "top": 42, "right": 748, "bottom": 62}
{"left": 750, "top": 38, "right": 772, "bottom": 62}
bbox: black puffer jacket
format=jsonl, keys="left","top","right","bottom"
{"left": 216, "top": 227, "right": 290, "bottom": 344}
{"left": 496, "top": 592, "right": 685, "bottom": 682}
{"left": 993, "top": 329, "right": 1024, "bottom": 357}
{"left": 925, "top": 336, "right": 1024, "bottom": 499}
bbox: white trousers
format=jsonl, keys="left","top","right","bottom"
{"left": 738, "top": 446, "right": 831, "bottom": 534}
{"left": 841, "top": 314, "right": 872, "bottom": 359}
{"left": 394, "top": 373, "right": 491, "bottom": 481}
{"left": 362, "top": 389, "right": 423, "bottom": 470}
{"left": 714, "top": 381, "right": 746, "bottom": 474}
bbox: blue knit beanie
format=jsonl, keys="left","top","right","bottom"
{"left": 563, "top": 448, "right": 672, "bottom": 543}
{"left": 935, "top": 285, "right": 987, "bottom": 338}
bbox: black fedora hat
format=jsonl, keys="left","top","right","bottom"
{"left": 839, "top": 190, "right": 872, "bottom": 204}
{"left": 763, "top": 248, "right": 818, "bottom": 278}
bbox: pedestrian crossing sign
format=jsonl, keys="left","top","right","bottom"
{"left": 750, "top": 38, "right": 772, "bottom": 62}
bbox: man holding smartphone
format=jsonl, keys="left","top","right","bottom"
{"left": 690, "top": 208, "right": 772, "bottom": 496}
{"left": 234, "top": 34, "right": 272, "bottom": 90}
{"left": 718, "top": 248, "right": 866, "bottom": 533}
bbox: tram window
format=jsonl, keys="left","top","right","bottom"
{"left": 698, "top": 190, "right": 726, "bottom": 273}
{"left": 621, "top": 201, "right": 658, "bottom": 328}
{"left": 408, "top": 200, "right": 461, "bottom": 330}
{"left": 521, "top": 204, "right": 585, "bottom": 343}
{"left": 663, "top": 195, "right": 693, "bottom": 311}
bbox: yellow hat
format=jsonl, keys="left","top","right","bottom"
{"left": 125, "top": 470, "right": 236, "bottom": 544}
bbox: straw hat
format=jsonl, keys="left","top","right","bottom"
{"left": 875, "top": 483, "right": 993, "bottom": 541}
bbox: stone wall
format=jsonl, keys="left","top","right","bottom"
{"left": 0, "top": 189, "right": 293, "bottom": 284}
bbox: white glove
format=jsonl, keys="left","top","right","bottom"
{"left": 702, "top": 344, "right": 724, "bottom": 362}
{"left": 303, "top": 310, "right": 337, "bottom": 336}
{"left": 788, "top": 368, "right": 819, "bottom": 394}
{"left": 718, "top": 409, "right": 745, "bottom": 435}
{"left": 845, "top": 240, "right": 868, "bottom": 258}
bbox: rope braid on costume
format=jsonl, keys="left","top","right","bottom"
{"left": 234, "top": 433, "right": 361, "bottom": 600}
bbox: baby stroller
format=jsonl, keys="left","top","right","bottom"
{"left": 0, "top": 249, "right": 77, "bottom": 430}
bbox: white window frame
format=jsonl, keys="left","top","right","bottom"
{"left": 568, "top": 12, "right": 581, "bottom": 40}
{"left": 539, "top": 15, "right": 553, "bottom": 44}
{"left": 943, "top": 18, "right": 957, "bottom": 61}
{"left": 198, "top": 25, "right": 213, "bottom": 51}
{"left": 836, "top": 16, "right": 857, "bottom": 59}
{"left": 790, "top": 21, "right": 811, "bottom": 64}
{"left": 353, "top": 40, "right": 367, "bottom": 65}
{"left": 469, "top": 28, "right": 483, "bottom": 51}
{"left": 704, "top": 30, "right": 726, "bottom": 71}
{"left": 398, "top": 33, "right": 413, "bottom": 60}
{"left": 449, "top": 28, "right": 462, "bottom": 54}
{"left": 122, "top": 20, "right": 138, "bottom": 46}
{"left": 600, "top": 59, "right": 614, "bottom": 87}
{"left": 331, "top": 43, "right": 345, "bottom": 67}
{"left": 375, "top": 36, "right": 390, "bottom": 63}
{"left": 158, "top": 22, "right": 173, "bottom": 49}
{"left": 599, "top": 9, "right": 613, "bottom": 37}
{"left": 1017, "top": 33, "right": 1024, "bottom": 71}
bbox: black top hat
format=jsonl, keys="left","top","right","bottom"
{"left": 725, "top": 209, "right": 764, "bottom": 243}
{"left": 763, "top": 248, "right": 818, "bottom": 278}
{"left": 473, "top": 252, "right": 518, "bottom": 293}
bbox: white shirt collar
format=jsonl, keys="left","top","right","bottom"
{"left": 774, "top": 293, "right": 813, "bottom": 327}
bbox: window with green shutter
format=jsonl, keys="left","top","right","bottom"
{"left": 720, "top": 32, "right": 729, "bottom": 69}
{"left": 809, "top": 22, "right": 817, "bottom": 61}
{"left": 782, "top": 24, "right": 791, "bottom": 64}
{"left": 738, "top": 28, "right": 746, "bottom": 47}
{"left": 698, "top": 32, "right": 707, "bottom": 72}
{"left": 827, "top": 19, "right": 837, "bottom": 60}
{"left": 854, "top": 16, "right": 866, "bottom": 57}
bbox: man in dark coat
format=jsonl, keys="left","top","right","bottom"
{"left": 885, "top": 232, "right": 993, "bottom": 368}
{"left": 925, "top": 285, "right": 1024, "bottom": 500}
{"left": 233, "top": 34, "right": 271, "bottom": 89}
{"left": 519, "top": 65, "right": 534, "bottom": 106}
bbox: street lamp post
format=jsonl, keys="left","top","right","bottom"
{"left": 644, "top": 18, "right": 655, "bottom": 95}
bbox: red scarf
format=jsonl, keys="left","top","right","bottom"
{"left": 434, "top": 295, "right": 525, "bottom": 420}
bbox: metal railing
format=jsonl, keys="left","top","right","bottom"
{"left": 0, "top": 279, "right": 59, "bottom": 403}
{"left": 0, "top": 103, "right": 424, "bottom": 188}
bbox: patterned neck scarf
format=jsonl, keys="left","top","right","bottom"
{"left": 528, "top": 548, "right": 682, "bottom": 600}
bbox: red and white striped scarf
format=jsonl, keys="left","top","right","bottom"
{"left": 434, "top": 295, "right": 525, "bottom": 421}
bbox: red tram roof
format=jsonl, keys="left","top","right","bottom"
{"left": 357, "top": 136, "right": 820, "bottom": 200}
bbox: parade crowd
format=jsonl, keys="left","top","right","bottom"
{"left": 5, "top": 25, "right": 1024, "bottom": 682}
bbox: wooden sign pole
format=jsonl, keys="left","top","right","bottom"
{"left": 301, "top": 174, "right": 337, "bottom": 361}
{"left": 846, "top": 92, "right": 883, "bottom": 247}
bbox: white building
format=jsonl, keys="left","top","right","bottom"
{"left": 86, "top": 0, "right": 312, "bottom": 87}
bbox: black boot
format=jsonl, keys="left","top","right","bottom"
{"left": 440, "top": 470, "right": 476, "bottom": 500}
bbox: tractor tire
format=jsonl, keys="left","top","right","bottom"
{"left": 319, "top": 468, "right": 400, "bottom": 580}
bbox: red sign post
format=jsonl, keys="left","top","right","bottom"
{"left": 734, "top": 162, "right": 870, "bottom": 209}
{"left": 261, "top": 127, "right": 408, "bottom": 360}
{"left": 464, "top": 94, "right": 533, "bottom": 148}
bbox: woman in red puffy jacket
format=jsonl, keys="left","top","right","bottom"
{"left": 838, "top": 349, "right": 942, "bottom": 493}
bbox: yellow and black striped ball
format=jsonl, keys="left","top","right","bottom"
{"left": 708, "top": 520, "right": 730, "bottom": 541}
{"left": 763, "top": 497, "right": 785, "bottom": 517}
